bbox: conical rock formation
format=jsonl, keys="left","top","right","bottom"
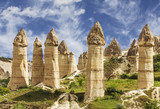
{"left": 68, "top": 52, "right": 77, "bottom": 75}
{"left": 127, "top": 39, "right": 138, "bottom": 74}
{"left": 8, "top": 28, "right": 29, "bottom": 90}
{"left": 84, "top": 21, "right": 105, "bottom": 102}
{"left": 104, "top": 38, "right": 121, "bottom": 60}
{"left": 138, "top": 24, "right": 154, "bottom": 89}
{"left": 44, "top": 28, "right": 60, "bottom": 89}
{"left": 32, "top": 37, "right": 44, "bottom": 85}
{"left": 58, "top": 40, "right": 69, "bottom": 78}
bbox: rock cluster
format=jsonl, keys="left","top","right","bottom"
{"left": 84, "top": 21, "right": 105, "bottom": 102}
{"left": 32, "top": 37, "right": 44, "bottom": 85}
{"left": 78, "top": 52, "right": 88, "bottom": 70}
{"left": 104, "top": 38, "right": 121, "bottom": 60}
{"left": 43, "top": 28, "right": 60, "bottom": 89}
{"left": 154, "top": 36, "right": 160, "bottom": 54}
{"left": 58, "top": 40, "right": 77, "bottom": 78}
{"left": 138, "top": 24, "right": 154, "bottom": 89}
{"left": 8, "top": 29, "right": 29, "bottom": 90}
{"left": 122, "top": 87, "right": 160, "bottom": 109}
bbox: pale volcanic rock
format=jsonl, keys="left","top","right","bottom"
{"left": 68, "top": 52, "right": 77, "bottom": 75}
{"left": 127, "top": 39, "right": 139, "bottom": 74}
{"left": 0, "top": 66, "right": 10, "bottom": 79}
{"left": 104, "top": 38, "right": 122, "bottom": 60}
{"left": 58, "top": 40, "right": 69, "bottom": 78}
{"left": 82, "top": 52, "right": 88, "bottom": 69}
{"left": 138, "top": 24, "right": 154, "bottom": 89}
{"left": 78, "top": 54, "right": 83, "bottom": 70}
{"left": 31, "top": 37, "right": 44, "bottom": 85}
{"left": 84, "top": 21, "right": 105, "bottom": 102}
{"left": 8, "top": 28, "right": 29, "bottom": 90}
{"left": 154, "top": 36, "right": 160, "bottom": 54}
{"left": 43, "top": 28, "right": 60, "bottom": 89}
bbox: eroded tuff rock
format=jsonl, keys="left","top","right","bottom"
{"left": 44, "top": 28, "right": 60, "bottom": 89}
{"left": 78, "top": 54, "right": 83, "bottom": 70}
{"left": 58, "top": 40, "right": 69, "bottom": 55}
{"left": 78, "top": 52, "right": 88, "bottom": 70}
{"left": 58, "top": 40, "right": 69, "bottom": 78}
{"left": 127, "top": 39, "right": 139, "bottom": 74}
{"left": 84, "top": 21, "right": 105, "bottom": 102}
{"left": 104, "top": 38, "right": 121, "bottom": 60}
{"left": 0, "top": 66, "right": 10, "bottom": 79}
{"left": 154, "top": 36, "right": 160, "bottom": 54}
{"left": 50, "top": 93, "right": 81, "bottom": 109}
{"left": 87, "top": 21, "right": 105, "bottom": 45}
{"left": 8, "top": 28, "right": 29, "bottom": 90}
{"left": 138, "top": 24, "right": 154, "bottom": 89}
{"left": 68, "top": 52, "right": 77, "bottom": 75}
{"left": 122, "top": 87, "right": 160, "bottom": 109}
{"left": 32, "top": 37, "right": 44, "bottom": 85}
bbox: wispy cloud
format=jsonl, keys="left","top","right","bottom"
{"left": 0, "top": 0, "right": 86, "bottom": 63}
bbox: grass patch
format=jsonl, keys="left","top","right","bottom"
{"left": 87, "top": 97, "right": 122, "bottom": 109}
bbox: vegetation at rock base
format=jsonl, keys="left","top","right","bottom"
{"left": 104, "top": 58, "right": 120, "bottom": 80}
{"left": 144, "top": 100, "right": 160, "bottom": 109}
{"left": 154, "top": 54, "right": 160, "bottom": 72}
{"left": 0, "top": 57, "right": 12, "bottom": 62}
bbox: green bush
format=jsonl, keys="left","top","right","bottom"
{"left": 129, "top": 73, "right": 137, "bottom": 79}
{"left": 116, "top": 103, "right": 124, "bottom": 109}
{"left": 0, "top": 85, "right": 10, "bottom": 96}
{"left": 154, "top": 54, "right": 160, "bottom": 72}
{"left": 104, "top": 58, "right": 119, "bottom": 80}
{"left": 69, "top": 82, "right": 78, "bottom": 89}
{"left": 154, "top": 62, "right": 160, "bottom": 72}
{"left": 0, "top": 78, "right": 10, "bottom": 87}
{"left": 54, "top": 89, "right": 65, "bottom": 98}
{"left": 13, "top": 102, "right": 26, "bottom": 109}
{"left": 105, "top": 87, "right": 123, "bottom": 100}
{"left": 120, "top": 74, "right": 129, "bottom": 79}
{"left": 0, "top": 57, "right": 12, "bottom": 62}
{"left": 144, "top": 100, "right": 160, "bottom": 109}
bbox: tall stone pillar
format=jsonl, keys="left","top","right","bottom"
{"left": 84, "top": 21, "right": 106, "bottom": 102}
{"left": 68, "top": 52, "right": 77, "bottom": 75}
{"left": 8, "top": 28, "right": 29, "bottom": 90}
{"left": 138, "top": 24, "right": 154, "bottom": 89}
{"left": 82, "top": 52, "right": 88, "bottom": 69}
{"left": 58, "top": 40, "right": 69, "bottom": 78}
{"left": 78, "top": 54, "right": 83, "bottom": 70}
{"left": 43, "top": 28, "right": 60, "bottom": 89}
{"left": 127, "top": 39, "right": 138, "bottom": 74}
{"left": 31, "top": 37, "right": 44, "bottom": 85}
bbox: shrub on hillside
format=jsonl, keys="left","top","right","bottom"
{"left": 104, "top": 58, "right": 119, "bottom": 80}
{"left": 0, "top": 57, "right": 12, "bottom": 62}
{"left": 0, "top": 78, "right": 10, "bottom": 87}
{"left": 0, "top": 86, "right": 10, "bottom": 96}
{"left": 154, "top": 54, "right": 160, "bottom": 72}
{"left": 120, "top": 73, "right": 137, "bottom": 79}
{"left": 144, "top": 100, "right": 160, "bottom": 109}
{"left": 129, "top": 73, "right": 137, "bottom": 79}
{"left": 13, "top": 102, "right": 26, "bottom": 109}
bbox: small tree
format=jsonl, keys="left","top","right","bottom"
{"left": 104, "top": 58, "right": 119, "bottom": 80}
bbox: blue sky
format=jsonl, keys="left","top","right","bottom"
{"left": 0, "top": 0, "right": 160, "bottom": 63}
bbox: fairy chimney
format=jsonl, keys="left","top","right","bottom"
{"left": 78, "top": 54, "right": 83, "bottom": 70}
{"left": 31, "top": 37, "right": 44, "bottom": 85}
{"left": 58, "top": 40, "right": 69, "bottom": 78}
{"left": 68, "top": 52, "right": 77, "bottom": 75}
{"left": 138, "top": 24, "right": 154, "bottom": 89}
{"left": 127, "top": 39, "right": 138, "bottom": 74}
{"left": 8, "top": 28, "right": 29, "bottom": 90}
{"left": 43, "top": 28, "right": 60, "bottom": 89}
{"left": 104, "top": 38, "right": 121, "bottom": 60}
{"left": 84, "top": 21, "right": 105, "bottom": 102}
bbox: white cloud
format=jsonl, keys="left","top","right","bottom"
{"left": 0, "top": 0, "right": 86, "bottom": 63}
